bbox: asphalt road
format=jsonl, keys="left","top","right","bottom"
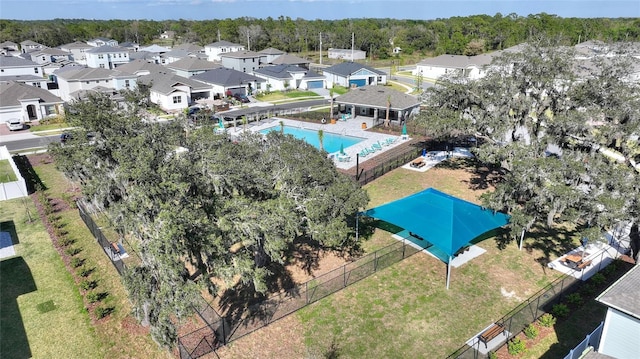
{"left": 0, "top": 134, "right": 60, "bottom": 152}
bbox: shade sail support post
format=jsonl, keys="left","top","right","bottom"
{"left": 519, "top": 229, "right": 525, "bottom": 251}
{"left": 355, "top": 212, "right": 359, "bottom": 242}
{"left": 446, "top": 255, "right": 453, "bottom": 290}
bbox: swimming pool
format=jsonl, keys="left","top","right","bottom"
{"left": 260, "top": 125, "right": 365, "bottom": 153}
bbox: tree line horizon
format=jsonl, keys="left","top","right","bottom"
{"left": 1, "top": 13, "right": 639, "bottom": 58}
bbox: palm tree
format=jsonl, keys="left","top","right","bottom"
{"left": 279, "top": 120, "right": 284, "bottom": 134}
{"left": 318, "top": 129, "right": 324, "bottom": 152}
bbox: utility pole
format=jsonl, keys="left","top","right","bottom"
{"left": 351, "top": 32, "right": 354, "bottom": 62}
{"left": 247, "top": 32, "right": 250, "bottom": 51}
{"left": 217, "top": 29, "right": 221, "bottom": 42}
{"left": 319, "top": 32, "right": 322, "bottom": 65}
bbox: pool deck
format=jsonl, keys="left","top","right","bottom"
{"left": 227, "top": 116, "right": 407, "bottom": 170}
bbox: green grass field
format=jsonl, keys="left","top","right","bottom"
{"left": 0, "top": 159, "right": 18, "bottom": 183}
{"left": 0, "top": 199, "right": 105, "bottom": 359}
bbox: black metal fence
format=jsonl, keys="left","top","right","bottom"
{"left": 354, "top": 145, "right": 422, "bottom": 185}
{"left": 446, "top": 245, "right": 627, "bottom": 359}
{"left": 178, "top": 238, "right": 422, "bottom": 359}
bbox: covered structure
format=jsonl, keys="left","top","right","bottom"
{"left": 360, "top": 188, "right": 510, "bottom": 289}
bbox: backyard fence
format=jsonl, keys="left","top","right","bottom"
{"left": 446, "top": 244, "right": 628, "bottom": 359}
{"left": 354, "top": 145, "right": 422, "bottom": 185}
{"left": 178, "top": 238, "right": 422, "bottom": 359}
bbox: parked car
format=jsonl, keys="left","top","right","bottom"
{"left": 233, "top": 93, "right": 250, "bottom": 103}
{"left": 187, "top": 106, "right": 201, "bottom": 116}
{"left": 6, "top": 119, "right": 24, "bottom": 131}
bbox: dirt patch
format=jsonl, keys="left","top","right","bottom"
{"left": 494, "top": 324, "right": 555, "bottom": 359}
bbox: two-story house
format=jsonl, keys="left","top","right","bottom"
{"left": 0, "top": 55, "right": 44, "bottom": 80}
{"left": 59, "top": 41, "right": 94, "bottom": 65}
{"left": 258, "top": 47, "right": 285, "bottom": 64}
{"left": 220, "top": 50, "right": 263, "bottom": 73}
{"left": 28, "top": 48, "right": 73, "bottom": 65}
{"left": 0, "top": 41, "right": 19, "bottom": 55}
{"left": 20, "top": 40, "right": 46, "bottom": 54}
{"left": 204, "top": 40, "right": 245, "bottom": 62}
{"left": 86, "top": 37, "right": 118, "bottom": 47}
{"left": 323, "top": 62, "right": 387, "bottom": 88}
{"left": 53, "top": 67, "right": 137, "bottom": 101}
{"left": 85, "top": 45, "right": 130, "bottom": 69}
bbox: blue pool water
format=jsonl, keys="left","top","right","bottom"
{"left": 260, "top": 125, "right": 364, "bottom": 153}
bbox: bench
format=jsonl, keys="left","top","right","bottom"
{"left": 577, "top": 260, "right": 592, "bottom": 270}
{"left": 410, "top": 159, "right": 426, "bottom": 168}
{"left": 479, "top": 323, "right": 505, "bottom": 348}
{"left": 111, "top": 242, "right": 120, "bottom": 255}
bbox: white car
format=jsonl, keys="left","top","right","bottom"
{"left": 6, "top": 119, "right": 24, "bottom": 131}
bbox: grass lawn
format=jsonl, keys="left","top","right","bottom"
{"left": 296, "top": 159, "right": 572, "bottom": 358}
{"left": 0, "top": 198, "right": 104, "bottom": 359}
{"left": 257, "top": 90, "right": 322, "bottom": 102}
{"left": 29, "top": 122, "right": 69, "bottom": 133}
{"left": 16, "top": 155, "right": 170, "bottom": 359}
{"left": 0, "top": 159, "right": 18, "bottom": 182}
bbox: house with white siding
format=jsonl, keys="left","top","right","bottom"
{"left": 137, "top": 70, "right": 211, "bottom": 112}
{"left": 0, "top": 55, "right": 44, "bottom": 78}
{"left": 85, "top": 46, "right": 130, "bottom": 69}
{"left": 253, "top": 64, "right": 324, "bottom": 91}
{"left": 20, "top": 40, "right": 46, "bottom": 53}
{"left": 60, "top": 41, "right": 95, "bottom": 65}
{"left": 323, "top": 62, "right": 386, "bottom": 88}
{"left": 167, "top": 57, "right": 220, "bottom": 78}
{"left": 191, "top": 67, "right": 264, "bottom": 99}
{"left": 204, "top": 40, "right": 245, "bottom": 62}
{"left": 220, "top": 50, "right": 263, "bottom": 73}
{"left": 87, "top": 37, "right": 118, "bottom": 47}
{"left": 0, "top": 81, "right": 64, "bottom": 124}
{"left": 53, "top": 67, "right": 137, "bottom": 101}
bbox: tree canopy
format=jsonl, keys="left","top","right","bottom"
{"left": 2, "top": 15, "right": 639, "bottom": 57}
{"left": 49, "top": 93, "right": 368, "bottom": 347}
{"left": 418, "top": 37, "right": 640, "bottom": 243}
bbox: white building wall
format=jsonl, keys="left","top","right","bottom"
{"left": 86, "top": 53, "right": 110, "bottom": 69}
{"left": 205, "top": 45, "right": 246, "bottom": 62}
{"left": 598, "top": 309, "right": 640, "bottom": 359}
{"left": 112, "top": 77, "right": 137, "bottom": 91}
{"left": 0, "top": 65, "right": 43, "bottom": 77}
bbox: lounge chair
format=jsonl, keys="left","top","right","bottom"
{"left": 378, "top": 140, "right": 389, "bottom": 147}
{"left": 386, "top": 137, "right": 397, "bottom": 145}
{"left": 359, "top": 149, "right": 369, "bottom": 157}
{"left": 372, "top": 143, "right": 382, "bottom": 151}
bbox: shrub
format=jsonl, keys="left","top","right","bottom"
{"left": 70, "top": 257, "right": 84, "bottom": 268}
{"left": 58, "top": 236, "right": 75, "bottom": 247}
{"left": 566, "top": 292, "right": 584, "bottom": 306}
{"left": 602, "top": 262, "right": 617, "bottom": 276}
{"left": 590, "top": 272, "right": 606, "bottom": 286}
{"left": 488, "top": 351, "right": 497, "bottom": 359}
{"left": 64, "top": 246, "right": 82, "bottom": 256}
{"left": 86, "top": 291, "right": 100, "bottom": 303}
{"left": 538, "top": 313, "right": 556, "bottom": 327}
{"left": 581, "top": 283, "right": 597, "bottom": 296}
{"left": 507, "top": 337, "right": 527, "bottom": 356}
{"left": 79, "top": 279, "right": 97, "bottom": 291}
{"left": 552, "top": 303, "right": 570, "bottom": 318}
{"left": 78, "top": 266, "right": 93, "bottom": 277}
{"left": 94, "top": 306, "right": 114, "bottom": 319}
{"left": 524, "top": 324, "right": 539, "bottom": 339}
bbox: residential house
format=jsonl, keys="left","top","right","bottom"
{"left": 85, "top": 45, "right": 130, "bottom": 69}
{"left": 413, "top": 53, "right": 493, "bottom": 80}
{"left": 53, "top": 67, "right": 137, "bottom": 101}
{"left": 166, "top": 57, "right": 220, "bottom": 78}
{"left": 328, "top": 48, "right": 366, "bottom": 61}
{"left": 270, "top": 53, "right": 311, "bottom": 69}
{"left": 0, "top": 74, "right": 48, "bottom": 89}
{"left": 580, "top": 264, "right": 640, "bottom": 359}
{"left": 204, "top": 40, "right": 245, "bottom": 62}
{"left": 160, "top": 31, "right": 176, "bottom": 40}
{"left": 20, "top": 40, "right": 46, "bottom": 53}
{"left": 172, "top": 43, "right": 204, "bottom": 54}
{"left": 0, "top": 81, "right": 64, "bottom": 124}
{"left": 117, "top": 59, "right": 167, "bottom": 77}
{"left": 253, "top": 64, "right": 324, "bottom": 91}
{"left": 28, "top": 48, "right": 73, "bottom": 65}
{"left": 0, "top": 41, "right": 19, "bottom": 54}
{"left": 323, "top": 62, "right": 387, "bottom": 88}
{"left": 137, "top": 70, "right": 211, "bottom": 112}
{"left": 0, "top": 55, "right": 44, "bottom": 78}
{"left": 219, "top": 50, "right": 263, "bottom": 73}
{"left": 191, "top": 67, "right": 264, "bottom": 99}
{"left": 59, "top": 41, "right": 94, "bottom": 65}
{"left": 120, "top": 42, "right": 140, "bottom": 52}
{"left": 258, "top": 47, "right": 285, "bottom": 64}
{"left": 128, "top": 51, "right": 156, "bottom": 63}
{"left": 87, "top": 37, "right": 118, "bottom": 47}
{"left": 333, "top": 85, "right": 419, "bottom": 124}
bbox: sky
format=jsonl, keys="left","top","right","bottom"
{"left": 1, "top": 0, "right": 639, "bottom": 21}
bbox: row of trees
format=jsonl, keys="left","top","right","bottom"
{"left": 2, "top": 14, "right": 639, "bottom": 57}
{"left": 418, "top": 37, "right": 640, "bottom": 252}
{"left": 49, "top": 94, "right": 368, "bottom": 347}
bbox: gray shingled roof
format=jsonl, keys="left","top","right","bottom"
{"left": 33, "top": 48, "right": 71, "bottom": 56}
{"left": 173, "top": 43, "right": 204, "bottom": 53}
{"left": 0, "top": 81, "right": 63, "bottom": 107}
{"left": 334, "top": 86, "right": 419, "bottom": 110}
{"left": 0, "top": 41, "right": 18, "bottom": 48}
{"left": 86, "top": 45, "right": 128, "bottom": 54}
{"left": 128, "top": 51, "right": 155, "bottom": 61}
{"left": 596, "top": 264, "right": 640, "bottom": 319}
{"left": 60, "top": 41, "right": 93, "bottom": 50}
{"left": 138, "top": 71, "right": 210, "bottom": 95}
{"left": 0, "top": 74, "right": 44, "bottom": 82}
{"left": 54, "top": 67, "right": 133, "bottom": 81}
{"left": 270, "top": 53, "right": 310, "bottom": 65}
{"left": 258, "top": 47, "right": 285, "bottom": 55}
{"left": 116, "top": 59, "right": 166, "bottom": 75}
{"left": 0, "top": 55, "right": 39, "bottom": 68}
{"left": 303, "top": 70, "right": 323, "bottom": 80}
{"left": 191, "top": 67, "right": 264, "bottom": 86}
{"left": 323, "top": 62, "right": 386, "bottom": 77}
{"left": 167, "top": 57, "right": 220, "bottom": 71}
{"left": 253, "top": 64, "right": 306, "bottom": 80}
{"left": 219, "top": 50, "right": 262, "bottom": 59}
{"left": 20, "top": 40, "right": 44, "bottom": 47}
{"left": 205, "top": 40, "right": 243, "bottom": 48}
